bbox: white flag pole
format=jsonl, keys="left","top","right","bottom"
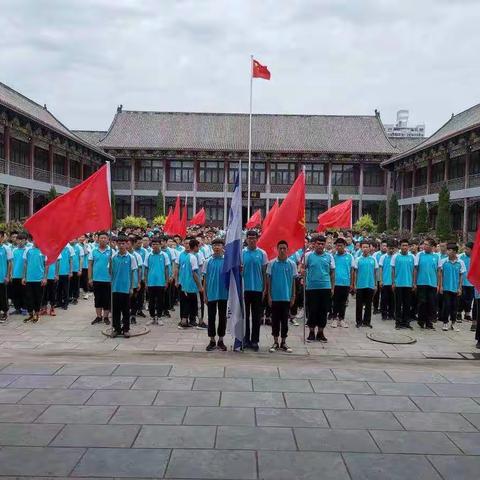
{"left": 247, "top": 54, "right": 253, "bottom": 220}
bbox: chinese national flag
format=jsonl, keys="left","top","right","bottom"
{"left": 163, "top": 206, "right": 173, "bottom": 231}
{"left": 165, "top": 196, "right": 181, "bottom": 235}
{"left": 258, "top": 172, "right": 305, "bottom": 259}
{"left": 262, "top": 199, "right": 279, "bottom": 232}
{"left": 189, "top": 207, "right": 206, "bottom": 226}
{"left": 467, "top": 215, "right": 480, "bottom": 290}
{"left": 246, "top": 209, "right": 262, "bottom": 229}
{"left": 252, "top": 59, "right": 271, "bottom": 80}
{"left": 24, "top": 163, "right": 112, "bottom": 265}
{"left": 317, "top": 199, "right": 352, "bottom": 232}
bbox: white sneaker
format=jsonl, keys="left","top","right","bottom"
{"left": 289, "top": 317, "right": 300, "bottom": 326}
{"left": 340, "top": 319, "right": 348, "bottom": 328}
{"left": 442, "top": 323, "right": 449, "bottom": 331}
{"left": 452, "top": 324, "right": 460, "bottom": 332}
{"left": 296, "top": 309, "right": 304, "bottom": 319}
{"left": 83, "top": 294, "right": 89, "bottom": 300}
{"left": 331, "top": 319, "right": 338, "bottom": 328}
{"left": 158, "top": 319, "right": 164, "bottom": 326}
{"left": 147, "top": 317, "right": 157, "bottom": 325}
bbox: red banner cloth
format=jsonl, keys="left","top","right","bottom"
{"left": 262, "top": 199, "right": 278, "bottom": 232}
{"left": 189, "top": 207, "right": 206, "bottom": 226}
{"left": 165, "top": 196, "right": 181, "bottom": 236}
{"left": 246, "top": 209, "right": 262, "bottom": 229}
{"left": 252, "top": 59, "right": 271, "bottom": 80}
{"left": 317, "top": 199, "right": 352, "bottom": 232}
{"left": 467, "top": 215, "right": 480, "bottom": 291}
{"left": 24, "top": 163, "right": 112, "bottom": 265}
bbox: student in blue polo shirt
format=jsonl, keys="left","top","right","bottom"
{"left": 134, "top": 235, "right": 148, "bottom": 319}
{"left": 352, "top": 240, "right": 378, "bottom": 328}
{"left": 144, "top": 236, "right": 170, "bottom": 326}
{"left": 379, "top": 241, "right": 395, "bottom": 321}
{"left": 332, "top": 237, "right": 354, "bottom": 328}
{"left": 57, "top": 244, "right": 74, "bottom": 310}
{"left": 42, "top": 255, "right": 60, "bottom": 316}
{"left": 162, "top": 237, "right": 175, "bottom": 317}
{"left": 0, "top": 231, "right": 12, "bottom": 322}
{"left": 10, "top": 233, "right": 27, "bottom": 316}
{"left": 242, "top": 230, "right": 268, "bottom": 350}
{"left": 267, "top": 240, "right": 297, "bottom": 353}
{"left": 459, "top": 242, "right": 474, "bottom": 322}
{"left": 305, "top": 235, "right": 335, "bottom": 343}
{"left": 391, "top": 239, "right": 415, "bottom": 329}
{"left": 68, "top": 240, "right": 84, "bottom": 305}
{"left": 439, "top": 243, "right": 466, "bottom": 332}
{"left": 204, "top": 238, "right": 229, "bottom": 352}
{"left": 372, "top": 241, "right": 387, "bottom": 314}
{"left": 22, "top": 241, "right": 47, "bottom": 323}
{"left": 88, "top": 231, "right": 112, "bottom": 326}
{"left": 414, "top": 238, "right": 439, "bottom": 330}
{"left": 111, "top": 235, "right": 137, "bottom": 338}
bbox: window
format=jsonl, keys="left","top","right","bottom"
{"left": 34, "top": 147, "right": 48, "bottom": 171}
{"left": 270, "top": 162, "right": 296, "bottom": 185}
{"left": 70, "top": 160, "right": 81, "bottom": 179}
{"left": 228, "top": 162, "right": 265, "bottom": 184}
{"left": 199, "top": 161, "right": 224, "bottom": 184}
{"left": 136, "top": 197, "right": 156, "bottom": 220}
{"left": 10, "top": 191, "right": 29, "bottom": 220}
{"left": 306, "top": 201, "right": 327, "bottom": 223}
{"left": 53, "top": 154, "right": 66, "bottom": 175}
{"left": 201, "top": 199, "right": 224, "bottom": 221}
{"left": 431, "top": 162, "right": 444, "bottom": 183}
{"left": 168, "top": 160, "right": 193, "bottom": 183}
{"left": 403, "top": 171, "right": 413, "bottom": 189}
{"left": 331, "top": 164, "right": 357, "bottom": 186}
{"left": 10, "top": 138, "right": 29, "bottom": 165}
{"left": 0, "top": 131, "right": 4, "bottom": 159}
{"left": 83, "top": 164, "right": 93, "bottom": 180}
{"left": 469, "top": 151, "right": 480, "bottom": 175}
{"left": 111, "top": 159, "right": 131, "bottom": 182}
{"left": 364, "top": 165, "right": 384, "bottom": 187}
{"left": 115, "top": 197, "right": 131, "bottom": 220}
{"left": 468, "top": 203, "right": 479, "bottom": 232}
{"left": 415, "top": 166, "right": 427, "bottom": 186}
{"left": 304, "top": 163, "right": 325, "bottom": 185}
{"left": 137, "top": 159, "right": 163, "bottom": 183}
{"left": 448, "top": 157, "right": 465, "bottom": 179}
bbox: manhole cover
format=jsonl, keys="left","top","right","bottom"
{"left": 101, "top": 326, "right": 150, "bottom": 337}
{"left": 367, "top": 331, "right": 416, "bottom": 345}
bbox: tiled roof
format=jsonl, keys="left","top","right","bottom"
{"left": 99, "top": 110, "right": 396, "bottom": 155}
{"left": 72, "top": 130, "right": 107, "bottom": 146}
{"left": 388, "top": 137, "right": 426, "bottom": 153}
{"left": 0, "top": 82, "right": 112, "bottom": 159}
{"left": 383, "top": 103, "right": 480, "bottom": 166}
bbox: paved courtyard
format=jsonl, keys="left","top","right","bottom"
{"left": 0, "top": 299, "right": 479, "bottom": 478}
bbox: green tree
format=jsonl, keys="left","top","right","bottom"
{"left": 111, "top": 189, "right": 117, "bottom": 227}
{"left": 0, "top": 188, "right": 5, "bottom": 223}
{"left": 156, "top": 190, "right": 164, "bottom": 216}
{"left": 388, "top": 193, "right": 400, "bottom": 231}
{"left": 331, "top": 189, "right": 340, "bottom": 207}
{"left": 436, "top": 184, "right": 452, "bottom": 241}
{"left": 354, "top": 214, "right": 376, "bottom": 233}
{"left": 413, "top": 198, "right": 429, "bottom": 235}
{"left": 47, "top": 186, "right": 58, "bottom": 203}
{"left": 377, "top": 201, "right": 387, "bottom": 233}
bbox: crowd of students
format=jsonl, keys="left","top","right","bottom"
{"left": 0, "top": 227, "right": 479, "bottom": 351}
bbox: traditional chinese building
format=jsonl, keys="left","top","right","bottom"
{"left": 382, "top": 103, "right": 480, "bottom": 239}
{"left": 0, "top": 82, "right": 113, "bottom": 222}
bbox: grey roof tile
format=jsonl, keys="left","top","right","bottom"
{"left": 72, "top": 130, "right": 107, "bottom": 146}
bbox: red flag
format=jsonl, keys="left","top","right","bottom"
{"left": 163, "top": 206, "right": 173, "bottom": 231}
{"left": 262, "top": 199, "right": 279, "bottom": 232}
{"left": 246, "top": 209, "right": 262, "bottom": 229}
{"left": 165, "top": 196, "right": 181, "bottom": 235}
{"left": 189, "top": 207, "right": 206, "bottom": 226}
{"left": 467, "top": 215, "right": 480, "bottom": 290}
{"left": 179, "top": 199, "right": 188, "bottom": 237}
{"left": 317, "top": 199, "right": 352, "bottom": 232}
{"left": 252, "top": 59, "right": 271, "bottom": 80}
{"left": 258, "top": 172, "right": 305, "bottom": 259}
{"left": 24, "top": 163, "right": 111, "bottom": 265}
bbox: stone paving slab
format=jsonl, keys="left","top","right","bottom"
{"left": 220, "top": 391, "right": 285, "bottom": 408}
{"left": 8, "top": 374, "right": 78, "bottom": 389}
{"left": 134, "top": 425, "right": 216, "bottom": 449}
{"left": 284, "top": 392, "right": 351, "bottom": 410}
{"left": 35, "top": 405, "right": 116, "bottom": 424}
{"left": 427, "top": 455, "right": 480, "bottom": 480}
{"left": 0, "top": 375, "right": 19, "bottom": 387}
{"left": 0, "top": 388, "right": 30, "bottom": 403}
{"left": 55, "top": 364, "right": 118, "bottom": 376}
{"left": 184, "top": 406, "right": 255, "bottom": 426}
{"left": 20, "top": 388, "right": 95, "bottom": 405}
{"left": 411, "top": 396, "right": 480, "bottom": 413}
{"left": 193, "top": 378, "right": 252, "bottom": 391}
{"left": 394, "top": 412, "right": 478, "bottom": 432}
{"left": 225, "top": 365, "right": 280, "bottom": 378}
{"left": 347, "top": 394, "right": 420, "bottom": 411}
{"left": 324, "top": 410, "right": 403, "bottom": 430}
{"left": 252, "top": 378, "right": 313, "bottom": 392}
{"left": 154, "top": 390, "right": 220, "bottom": 407}
{"left": 216, "top": 426, "right": 297, "bottom": 450}
{"left": 70, "top": 375, "right": 136, "bottom": 390}
{"left": 113, "top": 364, "right": 172, "bottom": 376}
{"left": 256, "top": 407, "right": 328, "bottom": 427}
{"left": 310, "top": 379, "right": 375, "bottom": 394}
{"left": 109, "top": 406, "right": 186, "bottom": 425}
{"left": 446, "top": 432, "right": 480, "bottom": 454}
{"left": 132, "top": 376, "right": 194, "bottom": 390}
{"left": 0, "top": 404, "right": 47, "bottom": 423}
{"left": 86, "top": 389, "right": 158, "bottom": 405}
{"left": 367, "top": 382, "right": 436, "bottom": 396}
{"left": 0, "top": 423, "right": 63, "bottom": 446}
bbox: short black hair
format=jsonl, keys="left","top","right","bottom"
{"left": 314, "top": 235, "right": 326, "bottom": 243}
{"left": 334, "top": 238, "right": 346, "bottom": 245}
{"left": 400, "top": 238, "right": 410, "bottom": 245}
{"left": 97, "top": 231, "right": 108, "bottom": 238}
{"left": 277, "top": 239, "right": 288, "bottom": 248}
{"left": 117, "top": 235, "right": 128, "bottom": 243}
{"left": 447, "top": 242, "right": 458, "bottom": 252}
{"left": 189, "top": 239, "right": 199, "bottom": 249}
{"left": 425, "top": 237, "right": 437, "bottom": 247}
{"left": 211, "top": 238, "right": 225, "bottom": 245}
{"left": 246, "top": 230, "right": 258, "bottom": 238}
{"left": 360, "top": 240, "right": 371, "bottom": 247}
{"left": 151, "top": 237, "right": 161, "bottom": 244}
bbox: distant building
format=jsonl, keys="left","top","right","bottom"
{"left": 384, "top": 110, "right": 425, "bottom": 139}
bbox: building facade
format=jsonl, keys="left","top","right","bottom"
{"left": 384, "top": 110, "right": 426, "bottom": 139}
{"left": 382, "top": 104, "right": 480, "bottom": 239}
{"left": 0, "top": 82, "right": 112, "bottom": 222}
{"left": 77, "top": 108, "right": 397, "bottom": 228}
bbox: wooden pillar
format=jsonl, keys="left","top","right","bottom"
{"left": 463, "top": 198, "right": 468, "bottom": 241}
{"left": 465, "top": 147, "right": 471, "bottom": 190}
{"left": 29, "top": 189, "right": 34, "bottom": 216}
{"left": 327, "top": 161, "right": 332, "bottom": 208}
{"left": 48, "top": 145, "right": 54, "bottom": 184}
{"left": 400, "top": 170, "right": 404, "bottom": 199}
{"left": 411, "top": 166, "right": 416, "bottom": 197}
{"left": 444, "top": 153, "right": 449, "bottom": 183}
{"left": 399, "top": 204, "right": 403, "bottom": 231}
{"left": 65, "top": 153, "right": 70, "bottom": 187}
{"left": 426, "top": 159, "right": 432, "bottom": 195}
{"left": 193, "top": 158, "right": 198, "bottom": 213}
{"left": 162, "top": 158, "right": 167, "bottom": 212}
{"left": 223, "top": 160, "right": 228, "bottom": 230}
{"left": 359, "top": 163, "right": 364, "bottom": 217}
{"left": 4, "top": 126, "right": 10, "bottom": 174}
{"left": 265, "top": 157, "right": 271, "bottom": 210}
{"left": 410, "top": 204, "right": 414, "bottom": 233}
{"left": 29, "top": 138, "right": 34, "bottom": 180}
{"left": 130, "top": 158, "right": 135, "bottom": 216}
{"left": 4, "top": 185, "right": 10, "bottom": 223}
{"left": 80, "top": 160, "right": 84, "bottom": 180}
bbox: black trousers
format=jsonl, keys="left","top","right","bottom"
{"left": 474, "top": 299, "right": 480, "bottom": 341}
{"left": 395, "top": 287, "right": 411, "bottom": 327}
{"left": 373, "top": 281, "right": 381, "bottom": 310}
{"left": 410, "top": 289, "right": 418, "bottom": 319}
{"left": 26, "top": 282, "right": 43, "bottom": 313}
{"left": 207, "top": 299, "right": 227, "bottom": 338}
{"left": 271, "top": 301, "right": 290, "bottom": 339}
{"left": 130, "top": 288, "right": 139, "bottom": 316}
{"left": 112, "top": 292, "right": 130, "bottom": 333}
{"left": 306, "top": 289, "right": 331, "bottom": 329}
{"left": 135, "top": 281, "right": 145, "bottom": 312}
{"left": 417, "top": 285, "right": 437, "bottom": 327}
{"left": 180, "top": 289, "right": 198, "bottom": 324}
{"left": 69, "top": 272, "right": 80, "bottom": 300}
{"left": 244, "top": 290, "right": 263, "bottom": 344}
{"left": 290, "top": 278, "right": 303, "bottom": 316}
{"left": 460, "top": 286, "right": 475, "bottom": 314}
{"left": 179, "top": 286, "right": 188, "bottom": 319}
{"left": 43, "top": 279, "right": 57, "bottom": 308}
{"left": 81, "top": 269, "right": 89, "bottom": 293}
{"left": 441, "top": 291, "right": 459, "bottom": 324}
{"left": 380, "top": 285, "right": 394, "bottom": 319}
{"left": 164, "top": 282, "right": 172, "bottom": 313}
{"left": 9, "top": 278, "right": 24, "bottom": 310}
{"left": 93, "top": 281, "right": 111, "bottom": 310}
{"left": 148, "top": 286, "right": 165, "bottom": 317}
{"left": 356, "top": 288, "right": 374, "bottom": 326}
{"left": 0, "top": 283, "right": 8, "bottom": 312}
{"left": 333, "top": 286, "right": 350, "bottom": 319}
{"left": 57, "top": 275, "right": 70, "bottom": 307}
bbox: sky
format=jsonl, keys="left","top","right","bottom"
{"left": 0, "top": 0, "right": 479, "bottom": 135}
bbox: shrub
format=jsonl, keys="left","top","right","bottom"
{"left": 120, "top": 215, "right": 148, "bottom": 229}
{"left": 354, "top": 214, "right": 376, "bottom": 233}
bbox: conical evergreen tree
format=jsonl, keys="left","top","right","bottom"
{"left": 436, "top": 184, "right": 452, "bottom": 241}
{"left": 388, "top": 193, "right": 399, "bottom": 231}
{"left": 377, "top": 201, "right": 387, "bottom": 233}
{"left": 156, "top": 190, "right": 164, "bottom": 216}
{"left": 110, "top": 189, "right": 117, "bottom": 227}
{"left": 413, "top": 198, "right": 429, "bottom": 235}
{"left": 47, "top": 186, "right": 58, "bottom": 203}
{"left": 331, "top": 189, "right": 340, "bottom": 207}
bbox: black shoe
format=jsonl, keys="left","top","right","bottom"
{"left": 269, "top": 342, "right": 279, "bottom": 352}
{"left": 206, "top": 341, "right": 216, "bottom": 352}
{"left": 356, "top": 324, "right": 361, "bottom": 328}
{"left": 476, "top": 342, "right": 480, "bottom": 349}
{"left": 471, "top": 323, "right": 477, "bottom": 332}
{"left": 91, "top": 316, "right": 102, "bottom": 325}
{"left": 250, "top": 342, "right": 259, "bottom": 352}
{"left": 279, "top": 343, "right": 292, "bottom": 353}
{"left": 464, "top": 314, "right": 472, "bottom": 321}
{"left": 417, "top": 321, "right": 425, "bottom": 329}
{"left": 307, "top": 332, "right": 316, "bottom": 341}
{"left": 196, "top": 322, "right": 208, "bottom": 330}
{"left": 23, "top": 314, "right": 34, "bottom": 323}
{"left": 381, "top": 316, "right": 387, "bottom": 321}
{"left": 130, "top": 316, "right": 137, "bottom": 325}
{"left": 164, "top": 311, "right": 171, "bottom": 318}
{"left": 103, "top": 317, "right": 110, "bottom": 325}
{"left": 316, "top": 332, "right": 328, "bottom": 343}
{"left": 426, "top": 324, "right": 435, "bottom": 330}
{"left": 373, "top": 309, "right": 381, "bottom": 315}
{"left": 72, "top": 299, "right": 78, "bottom": 305}
{"left": 217, "top": 340, "right": 227, "bottom": 351}
{"left": 137, "top": 311, "right": 146, "bottom": 318}
{"left": 365, "top": 324, "right": 373, "bottom": 329}
{"left": 62, "top": 306, "right": 68, "bottom": 310}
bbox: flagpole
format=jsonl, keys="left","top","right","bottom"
{"left": 302, "top": 165, "right": 306, "bottom": 345}
{"left": 247, "top": 54, "right": 253, "bottom": 220}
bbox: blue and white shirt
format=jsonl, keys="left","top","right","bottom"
{"left": 304, "top": 251, "right": 335, "bottom": 290}
{"left": 267, "top": 258, "right": 297, "bottom": 302}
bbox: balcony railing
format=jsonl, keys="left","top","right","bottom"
{"left": 429, "top": 181, "right": 444, "bottom": 194}
{"left": 166, "top": 182, "right": 193, "bottom": 191}
{"left": 306, "top": 185, "right": 328, "bottom": 194}
{"left": 0, "top": 158, "right": 5, "bottom": 174}
{"left": 134, "top": 181, "right": 161, "bottom": 190}
{"left": 363, "top": 185, "right": 386, "bottom": 195}
{"left": 33, "top": 168, "right": 50, "bottom": 183}
{"left": 9, "top": 161, "right": 31, "bottom": 178}
{"left": 413, "top": 185, "right": 427, "bottom": 197}
{"left": 70, "top": 178, "right": 81, "bottom": 187}
{"left": 197, "top": 182, "right": 224, "bottom": 192}
{"left": 447, "top": 177, "right": 465, "bottom": 191}
{"left": 332, "top": 185, "right": 358, "bottom": 195}
{"left": 53, "top": 173, "right": 69, "bottom": 186}
{"left": 112, "top": 181, "right": 131, "bottom": 190}
{"left": 469, "top": 173, "right": 480, "bottom": 187}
